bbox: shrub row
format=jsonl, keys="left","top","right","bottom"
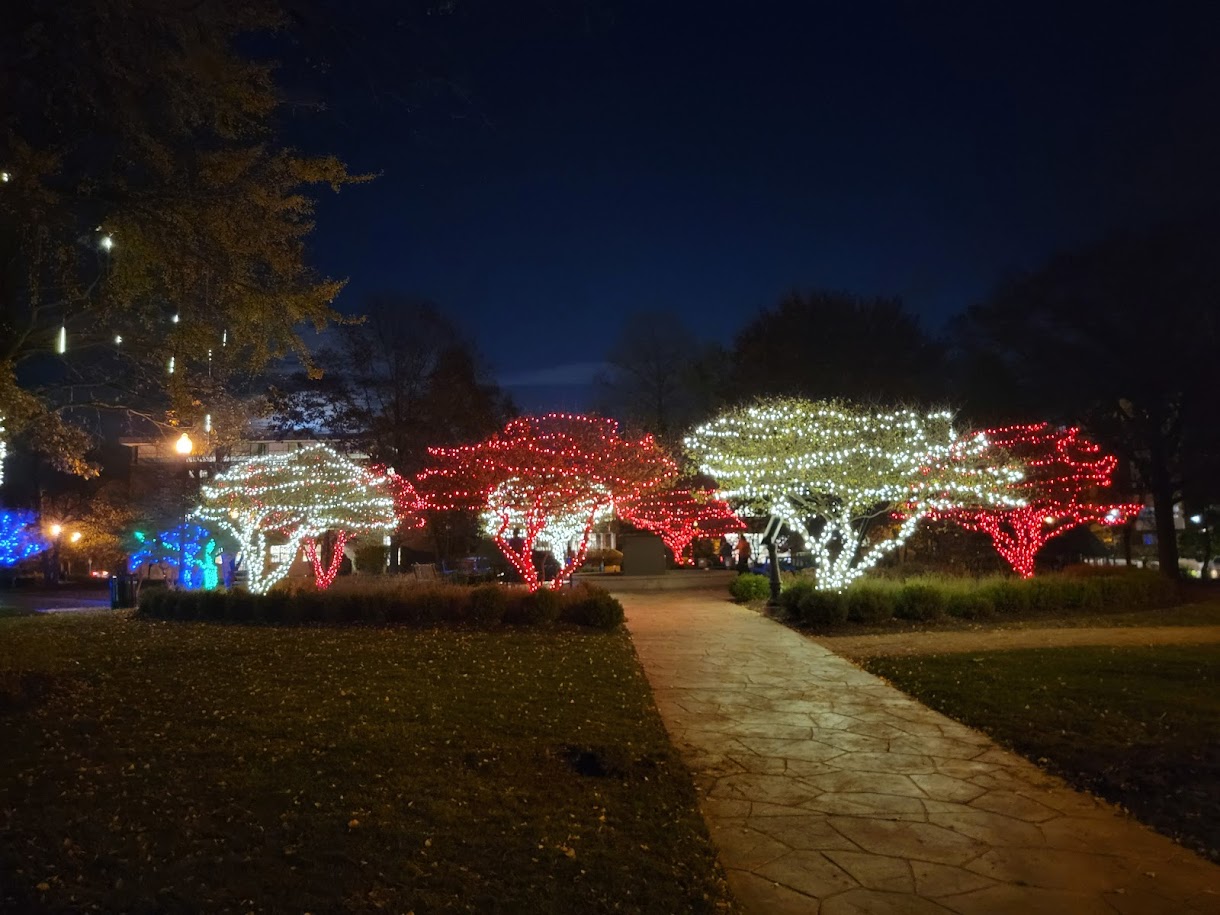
{"left": 137, "top": 582, "right": 624, "bottom": 630}
{"left": 770, "top": 570, "right": 1180, "bottom": 629}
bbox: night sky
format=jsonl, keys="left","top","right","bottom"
{"left": 297, "top": 2, "right": 1220, "bottom": 409}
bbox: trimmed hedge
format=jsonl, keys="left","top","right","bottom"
{"left": 765, "top": 568, "right": 1181, "bottom": 629}
{"left": 798, "top": 589, "right": 848, "bottom": 626}
{"left": 138, "top": 582, "right": 624, "bottom": 631}
{"left": 777, "top": 578, "right": 812, "bottom": 616}
{"left": 729, "top": 573, "right": 772, "bottom": 602}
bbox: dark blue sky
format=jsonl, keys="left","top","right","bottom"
{"left": 298, "top": 2, "right": 1220, "bottom": 408}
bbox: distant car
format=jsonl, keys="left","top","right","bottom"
{"left": 1179, "top": 558, "right": 1220, "bottom": 580}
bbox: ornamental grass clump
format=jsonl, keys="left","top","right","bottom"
{"left": 978, "top": 578, "right": 1030, "bottom": 614}
{"left": 468, "top": 585, "right": 509, "bottom": 625}
{"left": 846, "top": 586, "right": 897, "bottom": 622}
{"left": 943, "top": 591, "right": 995, "bottom": 619}
{"left": 895, "top": 583, "right": 946, "bottom": 620}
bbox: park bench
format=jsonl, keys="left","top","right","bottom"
{"left": 412, "top": 563, "right": 440, "bottom": 582}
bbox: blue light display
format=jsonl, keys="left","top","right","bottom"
{"left": 128, "top": 523, "right": 219, "bottom": 590}
{"left": 0, "top": 510, "right": 49, "bottom": 566}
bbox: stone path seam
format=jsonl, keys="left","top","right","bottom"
{"left": 620, "top": 590, "right": 1220, "bottom": 915}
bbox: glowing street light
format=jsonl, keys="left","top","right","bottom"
{"left": 70, "top": 531, "right": 82, "bottom": 543}
{"left": 50, "top": 523, "right": 63, "bottom": 538}
{"left": 172, "top": 433, "right": 196, "bottom": 588}
{"left": 99, "top": 234, "right": 114, "bottom": 252}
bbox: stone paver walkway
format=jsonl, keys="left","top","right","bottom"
{"left": 620, "top": 591, "right": 1220, "bottom": 915}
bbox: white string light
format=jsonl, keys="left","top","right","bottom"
{"left": 193, "top": 443, "right": 396, "bottom": 593}
{"left": 686, "top": 398, "right": 1025, "bottom": 590}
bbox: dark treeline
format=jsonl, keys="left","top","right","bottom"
{"left": 597, "top": 217, "right": 1220, "bottom": 578}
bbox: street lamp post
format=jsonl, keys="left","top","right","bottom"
{"left": 175, "top": 433, "right": 194, "bottom": 588}
{"left": 49, "top": 522, "right": 63, "bottom": 585}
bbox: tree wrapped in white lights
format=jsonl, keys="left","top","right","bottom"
{"left": 686, "top": 398, "right": 1024, "bottom": 590}
{"left": 194, "top": 443, "right": 396, "bottom": 593}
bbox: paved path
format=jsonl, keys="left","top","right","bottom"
{"left": 620, "top": 590, "right": 1220, "bottom": 915}
{"left": 817, "top": 624, "right": 1220, "bottom": 660}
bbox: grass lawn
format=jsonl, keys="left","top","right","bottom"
{"left": 862, "top": 644, "right": 1220, "bottom": 863}
{"left": 0, "top": 613, "right": 734, "bottom": 913}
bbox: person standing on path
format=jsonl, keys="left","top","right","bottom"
{"left": 735, "top": 535, "right": 752, "bottom": 573}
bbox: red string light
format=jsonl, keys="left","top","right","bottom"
{"left": 303, "top": 530, "right": 352, "bottom": 590}
{"left": 415, "top": 414, "right": 678, "bottom": 590}
{"left": 371, "top": 466, "right": 428, "bottom": 532}
{"left": 620, "top": 488, "right": 744, "bottom": 565}
{"left": 930, "top": 423, "right": 1140, "bottom": 578}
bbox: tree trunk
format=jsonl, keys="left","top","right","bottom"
{"left": 388, "top": 535, "right": 400, "bottom": 574}
{"left": 1146, "top": 434, "right": 1180, "bottom": 583}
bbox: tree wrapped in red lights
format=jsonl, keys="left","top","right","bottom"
{"left": 933, "top": 423, "right": 1140, "bottom": 578}
{"left": 620, "top": 488, "right": 744, "bottom": 565}
{"left": 415, "top": 414, "right": 678, "bottom": 590}
{"left": 370, "top": 466, "right": 427, "bottom": 531}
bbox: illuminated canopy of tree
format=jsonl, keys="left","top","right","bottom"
{"left": 931, "top": 423, "right": 1140, "bottom": 578}
{"left": 686, "top": 398, "right": 1024, "bottom": 590}
{"left": 0, "top": 1, "right": 365, "bottom": 474}
{"left": 0, "top": 510, "right": 48, "bottom": 566}
{"left": 416, "top": 414, "right": 678, "bottom": 591}
{"left": 39, "top": 479, "right": 135, "bottom": 572}
{"left": 619, "top": 488, "right": 744, "bottom": 566}
{"left": 194, "top": 444, "right": 395, "bottom": 593}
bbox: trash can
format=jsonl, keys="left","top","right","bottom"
{"left": 109, "top": 574, "right": 137, "bottom": 609}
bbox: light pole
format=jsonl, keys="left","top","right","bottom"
{"left": 175, "top": 432, "right": 194, "bottom": 588}
{"left": 49, "top": 522, "right": 63, "bottom": 584}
